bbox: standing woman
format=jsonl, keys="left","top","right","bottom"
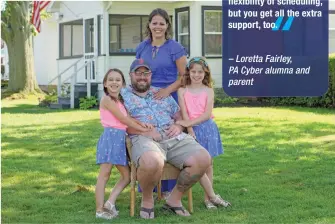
{"left": 135, "top": 8, "right": 187, "bottom": 195}
{"left": 136, "top": 8, "right": 187, "bottom": 101}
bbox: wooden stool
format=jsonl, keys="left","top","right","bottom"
{"left": 126, "top": 136, "right": 193, "bottom": 217}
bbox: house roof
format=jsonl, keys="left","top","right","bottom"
{"left": 46, "top": 1, "right": 60, "bottom": 13}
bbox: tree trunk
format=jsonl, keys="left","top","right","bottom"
{"left": 2, "top": 2, "right": 41, "bottom": 93}
{"left": 7, "top": 28, "right": 39, "bottom": 92}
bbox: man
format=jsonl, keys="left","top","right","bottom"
{"left": 120, "top": 58, "right": 212, "bottom": 218}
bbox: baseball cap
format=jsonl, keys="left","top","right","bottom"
{"left": 129, "top": 58, "right": 151, "bottom": 73}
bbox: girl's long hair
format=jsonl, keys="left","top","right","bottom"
{"left": 102, "top": 68, "right": 126, "bottom": 102}
{"left": 181, "top": 57, "right": 213, "bottom": 88}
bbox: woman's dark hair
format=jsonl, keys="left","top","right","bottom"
{"left": 103, "top": 68, "right": 126, "bottom": 102}
{"left": 145, "top": 8, "right": 172, "bottom": 40}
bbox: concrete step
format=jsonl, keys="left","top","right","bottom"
{"left": 74, "top": 83, "right": 99, "bottom": 93}
{"left": 54, "top": 82, "right": 101, "bottom": 109}
{"left": 58, "top": 97, "right": 70, "bottom": 105}
{"left": 49, "top": 103, "right": 71, "bottom": 109}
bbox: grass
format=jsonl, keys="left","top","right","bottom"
{"left": 2, "top": 97, "right": 335, "bottom": 223}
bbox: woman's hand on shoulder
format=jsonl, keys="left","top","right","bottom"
{"left": 153, "top": 88, "right": 171, "bottom": 100}
{"left": 177, "top": 87, "right": 186, "bottom": 94}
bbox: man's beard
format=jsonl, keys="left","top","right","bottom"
{"left": 131, "top": 79, "right": 151, "bottom": 93}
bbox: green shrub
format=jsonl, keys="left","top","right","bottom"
{"left": 329, "top": 53, "right": 335, "bottom": 107}
{"left": 39, "top": 90, "right": 57, "bottom": 107}
{"left": 60, "top": 83, "right": 70, "bottom": 97}
{"left": 214, "top": 96, "right": 238, "bottom": 107}
{"left": 214, "top": 88, "right": 239, "bottom": 107}
{"left": 1, "top": 79, "right": 8, "bottom": 88}
{"left": 79, "top": 96, "right": 98, "bottom": 110}
{"left": 1, "top": 65, "right": 5, "bottom": 76}
{"left": 212, "top": 55, "right": 335, "bottom": 108}
{"left": 258, "top": 54, "right": 335, "bottom": 108}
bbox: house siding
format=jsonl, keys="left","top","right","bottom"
{"left": 34, "top": 1, "right": 334, "bottom": 89}
{"left": 329, "top": 1, "right": 335, "bottom": 53}
{"left": 33, "top": 17, "right": 59, "bottom": 85}
{"left": 106, "top": 1, "right": 192, "bottom": 87}
{"left": 58, "top": 1, "right": 103, "bottom": 22}
{"left": 190, "top": 1, "right": 222, "bottom": 87}
{"left": 107, "top": 2, "right": 175, "bottom": 15}
{"left": 107, "top": 1, "right": 223, "bottom": 88}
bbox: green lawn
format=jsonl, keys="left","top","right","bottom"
{"left": 2, "top": 98, "right": 335, "bottom": 223}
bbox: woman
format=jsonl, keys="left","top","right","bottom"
{"left": 136, "top": 8, "right": 187, "bottom": 101}
{"left": 135, "top": 8, "right": 188, "bottom": 196}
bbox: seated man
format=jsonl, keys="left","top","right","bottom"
{"left": 121, "top": 59, "right": 212, "bottom": 219}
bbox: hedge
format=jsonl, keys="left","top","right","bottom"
{"left": 258, "top": 54, "right": 335, "bottom": 108}
{"left": 214, "top": 54, "right": 335, "bottom": 108}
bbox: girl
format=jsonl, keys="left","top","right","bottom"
{"left": 177, "top": 57, "right": 231, "bottom": 209}
{"left": 95, "top": 68, "right": 153, "bottom": 220}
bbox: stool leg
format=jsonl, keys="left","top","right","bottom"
{"left": 130, "top": 164, "right": 136, "bottom": 217}
{"left": 188, "top": 188, "right": 193, "bottom": 213}
{"left": 130, "top": 186, "right": 135, "bottom": 217}
{"left": 157, "top": 179, "right": 162, "bottom": 201}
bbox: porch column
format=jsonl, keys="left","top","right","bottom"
{"left": 104, "top": 6, "right": 110, "bottom": 74}
{"left": 94, "top": 16, "right": 98, "bottom": 82}
{"left": 189, "top": 2, "right": 201, "bottom": 57}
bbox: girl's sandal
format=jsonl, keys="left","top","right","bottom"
{"left": 209, "top": 194, "right": 232, "bottom": 208}
{"left": 104, "top": 201, "right": 119, "bottom": 216}
{"left": 204, "top": 200, "right": 217, "bottom": 209}
{"left": 96, "top": 208, "right": 117, "bottom": 220}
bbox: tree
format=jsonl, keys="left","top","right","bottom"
{"left": 1, "top": 1, "right": 41, "bottom": 93}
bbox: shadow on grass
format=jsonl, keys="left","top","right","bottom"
{"left": 1, "top": 104, "right": 98, "bottom": 115}
{"left": 2, "top": 119, "right": 101, "bottom": 181}
{"left": 212, "top": 116, "right": 335, "bottom": 222}
{"left": 216, "top": 116, "right": 335, "bottom": 185}
{"left": 1, "top": 106, "right": 335, "bottom": 223}
{"left": 2, "top": 118, "right": 206, "bottom": 223}
{"left": 274, "top": 106, "right": 335, "bottom": 116}
{"left": 218, "top": 117, "right": 335, "bottom": 154}
{"left": 2, "top": 119, "right": 109, "bottom": 223}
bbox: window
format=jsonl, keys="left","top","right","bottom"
{"left": 109, "top": 15, "right": 173, "bottom": 55}
{"left": 202, "top": 6, "right": 222, "bottom": 57}
{"left": 109, "top": 24, "right": 121, "bottom": 53}
{"left": 85, "top": 18, "right": 94, "bottom": 53}
{"left": 175, "top": 7, "right": 190, "bottom": 56}
{"left": 97, "top": 15, "right": 104, "bottom": 55}
{"left": 329, "top": 11, "right": 335, "bottom": 54}
{"left": 59, "top": 20, "right": 83, "bottom": 58}
{"left": 141, "top": 17, "right": 148, "bottom": 41}
{"left": 109, "top": 15, "right": 149, "bottom": 55}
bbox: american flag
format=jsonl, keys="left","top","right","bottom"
{"left": 31, "top": 1, "right": 51, "bottom": 32}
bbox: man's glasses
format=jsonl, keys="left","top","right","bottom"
{"left": 187, "top": 57, "right": 208, "bottom": 68}
{"left": 134, "top": 71, "right": 152, "bottom": 77}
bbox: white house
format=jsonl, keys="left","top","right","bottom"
{"left": 1, "top": 40, "right": 9, "bottom": 80}
{"left": 32, "top": 1, "right": 335, "bottom": 108}
{"left": 330, "top": 1, "right": 335, "bottom": 54}
{"left": 34, "top": 0, "right": 223, "bottom": 107}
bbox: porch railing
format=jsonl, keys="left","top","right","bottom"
{"left": 48, "top": 54, "right": 97, "bottom": 109}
